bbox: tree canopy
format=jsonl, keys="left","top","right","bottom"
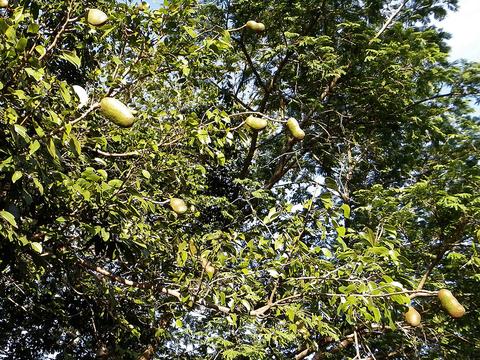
{"left": 1, "top": 0, "right": 479, "bottom": 359}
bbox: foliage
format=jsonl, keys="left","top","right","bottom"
{"left": 0, "top": 0, "right": 479, "bottom": 359}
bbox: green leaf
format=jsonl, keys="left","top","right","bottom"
{"left": 32, "top": 177, "right": 44, "bottom": 195}
{"left": 11, "top": 171, "right": 22, "bottom": 183}
{"left": 183, "top": 26, "right": 197, "bottom": 38}
{"left": 336, "top": 226, "right": 346, "bottom": 237}
{"left": 321, "top": 248, "right": 333, "bottom": 258}
{"left": 27, "top": 23, "right": 39, "bottom": 34}
{"left": 14, "top": 124, "right": 29, "bottom": 140}
{"left": 58, "top": 50, "right": 81, "bottom": 68}
{"left": 196, "top": 129, "right": 210, "bottom": 144}
{"left": 341, "top": 204, "right": 350, "bottom": 218}
{"left": 24, "top": 67, "right": 44, "bottom": 81}
{"left": 69, "top": 135, "right": 81, "bottom": 155}
{"left": 47, "top": 110, "right": 62, "bottom": 125}
{"left": 59, "top": 81, "right": 71, "bottom": 103}
{"left": 15, "top": 37, "right": 28, "bottom": 52}
{"left": 0, "top": 210, "right": 17, "bottom": 228}
{"left": 82, "top": 167, "right": 101, "bottom": 182}
{"left": 47, "top": 138, "right": 57, "bottom": 159}
{"left": 29, "top": 140, "right": 41, "bottom": 155}
{"left": 241, "top": 299, "right": 251, "bottom": 312}
{"left": 325, "top": 177, "right": 338, "bottom": 191}
{"left": 31, "top": 242, "right": 43, "bottom": 253}
{"left": 286, "top": 307, "right": 295, "bottom": 322}
{"left": 263, "top": 207, "right": 279, "bottom": 224}
{"left": 35, "top": 45, "right": 46, "bottom": 57}
{"left": 5, "top": 26, "right": 16, "bottom": 43}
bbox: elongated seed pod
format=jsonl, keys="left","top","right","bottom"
{"left": 245, "top": 115, "right": 267, "bottom": 130}
{"left": 286, "top": 117, "right": 305, "bottom": 140}
{"left": 438, "top": 289, "right": 465, "bottom": 318}
{"left": 404, "top": 306, "right": 421, "bottom": 327}
{"left": 100, "top": 97, "right": 135, "bottom": 128}
{"left": 245, "top": 20, "right": 257, "bottom": 30}
{"left": 87, "top": 9, "right": 108, "bottom": 26}
{"left": 245, "top": 20, "right": 265, "bottom": 32}
{"left": 170, "top": 198, "right": 188, "bottom": 214}
{"left": 254, "top": 22, "right": 265, "bottom": 32}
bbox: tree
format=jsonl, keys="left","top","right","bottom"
{"left": 0, "top": 0, "right": 479, "bottom": 358}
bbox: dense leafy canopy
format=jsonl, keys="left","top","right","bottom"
{"left": 1, "top": 0, "right": 479, "bottom": 358}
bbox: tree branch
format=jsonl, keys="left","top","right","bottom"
{"left": 46, "top": 102, "right": 100, "bottom": 138}
{"left": 296, "top": 324, "right": 394, "bottom": 360}
{"left": 209, "top": 80, "right": 254, "bottom": 111}
{"left": 264, "top": 153, "right": 296, "bottom": 189}
{"left": 77, "top": 256, "right": 439, "bottom": 329}
{"left": 137, "top": 344, "right": 155, "bottom": 360}
{"left": 237, "top": 11, "right": 324, "bottom": 179}
{"left": 39, "top": 1, "right": 74, "bottom": 61}
{"left": 321, "top": 290, "right": 437, "bottom": 298}
{"left": 239, "top": 131, "right": 259, "bottom": 179}
{"left": 294, "top": 347, "right": 311, "bottom": 360}
{"left": 370, "top": 0, "right": 408, "bottom": 44}
{"left": 92, "top": 149, "right": 142, "bottom": 158}
{"left": 265, "top": 74, "right": 340, "bottom": 189}
{"left": 415, "top": 218, "right": 468, "bottom": 292}
{"left": 407, "top": 91, "right": 479, "bottom": 109}
{"left": 234, "top": 37, "right": 267, "bottom": 91}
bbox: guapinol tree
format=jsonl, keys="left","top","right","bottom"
{"left": 1, "top": 0, "right": 479, "bottom": 359}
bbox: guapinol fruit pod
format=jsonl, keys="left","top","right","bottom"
{"left": 87, "top": 9, "right": 108, "bottom": 26}
{"left": 286, "top": 117, "right": 305, "bottom": 140}
{"left": 99, "top": 97, "right": 135, "bottom": 128}
{"left": 245, "top": 20, "right": 265, "bottom": 32}
{"left": 438, "top": 289, "right": 466, "bottom": 318}
{"left": 170, "top": 198, "right": 188, "bottom": 214}
{"left": 404, "top": 306, "right": 421, "bottom": 327}
{"left": 245, "top": 115, "right": 267, "bottom": 130}
{"left": 254, "top": 22, "right": 265, "bottom": 32}
{"left": 245, "top": 20, "right": 258, "bottom": 30}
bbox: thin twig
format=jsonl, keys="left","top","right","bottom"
{"left": 354, "top": 331, "right": 361, "bottom": 359}
{"left": 39, "top": 1, "right": 74, "bottom": 61}
{"left": 93, "top": 149, "right": 142, "bottom": 157}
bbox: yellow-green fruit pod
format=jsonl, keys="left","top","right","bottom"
{"left": 254, "top": 22, "right": 265, "bottom": 32}
{"left": 438, "top": 289, "right": 466, "bottom": 318}
{"left": 100, "top": 97, "right": 135, "bottom": 128}
{"left": 87, "top": 9, "right": 108, "bottom": 26}
{"left": 0, "top": 0, "right": 8, "bottom": 8}
{"left": 245, "top": 115, "right": 267, "bottom": 130}
{"left": 404, "top": 306, "right": 421, "bottom": 327}
{"left": 286, "top": 117, "right": 305, "bottom": 140}
{"left": 245, "top": 20, "right": 265, "bottom": 33}
{"left": 245, "top": 20, "right": 258, "bottom": 30}
{"left": 170, "top": 198, "right": 188, "bottom": 214}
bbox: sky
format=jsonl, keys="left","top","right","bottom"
{"left": 439, "top": 0, "right": 480, "bottom": 113}
{"left": 439, "top": 0, "right": 480, "bottom": 62}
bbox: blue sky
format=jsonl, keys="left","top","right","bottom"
{"left": 440, "top": 0, "right": 480, "bottom": 62}
{"left": 440, "top": 0, "right": 480, "bottom": 113}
